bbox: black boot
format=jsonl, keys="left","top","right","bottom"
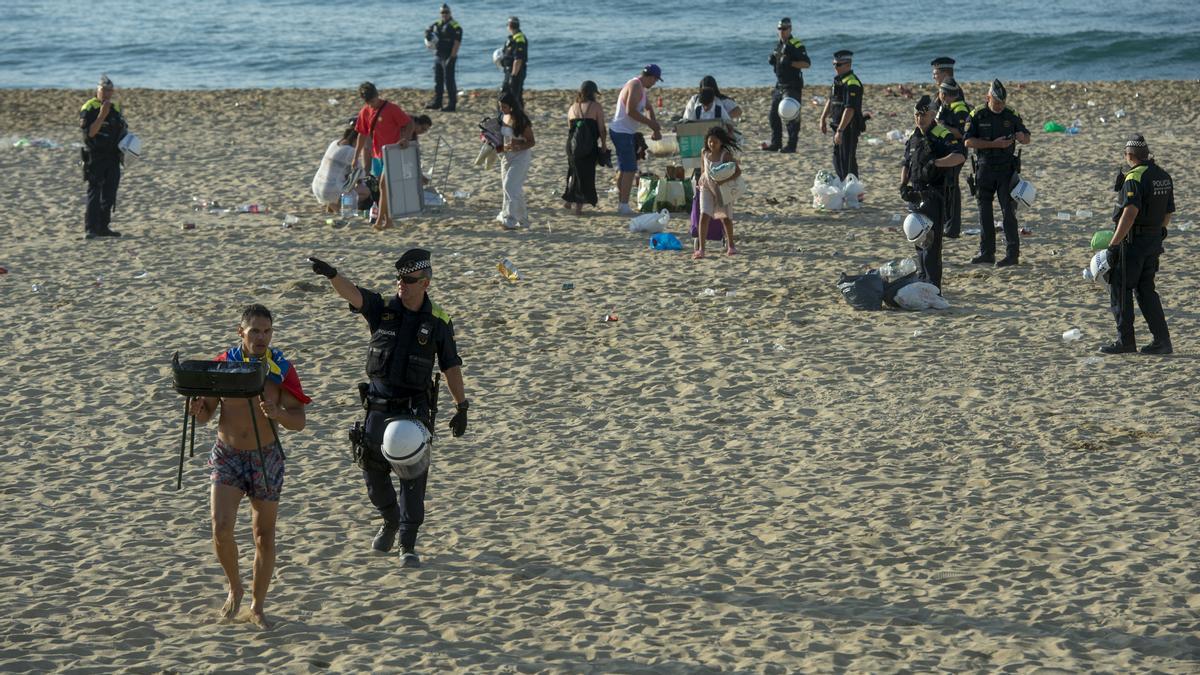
{"left": 1098, "top": 340, "right": 1137, "bottom": 355}
{"left": 372, "top": 521, "right": 399, "bottom": 552}
{"left": 1141, "top": 339, "right": 1173, "bottom": 355}
{"left": 970, "top": 253, "right": 994, "bottom": 264}
{"left": 995, "top": 256, "right": 1018, "bottom": 268}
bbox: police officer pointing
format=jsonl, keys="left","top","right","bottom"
{"left": 900, "top": 95, "right": 966, "bottom": 290}
{"left": 820, "top": 50, "right": 864, "bottom": 181}
{"left": 308, "top": 249, "right": 469, "bottom": 567}
{"left": 501, "top": 16, "right": 527, "bottom": 107}
{"left": 1098, "top": 134, "right": 1175, "bottom": 355}
{"left": 765, "top": 17, "right": 810, "bottom": 153}
{"left": 425, "top": 3, "right": 462, "bottom": 112}
{"left": 963, "top": 79, "right": 1030, "bottom": 267}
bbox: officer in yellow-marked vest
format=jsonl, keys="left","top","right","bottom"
{"left": 425, "top": 4, "right": 462, "bottom": 112}
{"left": 1098, "top": 134, "right": 1175, "bottom": 356}
{"left": 820, "top": 50, "right": 864, "bottom": 181}
{"left": 935, "top": 76, "right": 970, "bottom": 238}
{"left": 963, "top": 79, "right": 1030, "bottom": 267}
{"left": 501, "top": 16, "right": 527, "bottom": 107}
{"left": 765, "top": 17, "right": 810, "bottom": 153}
{"left": 79, "top": 74, "right": 127, "bottom": 239}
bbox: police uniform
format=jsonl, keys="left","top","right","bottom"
{"left": 902, "top": 96, "right": 965, "bottom": 290}
{"left": 767, "top": 17, "right": 809, "bottom": 152}
{"left": 501, "top": 19, "right": 528, "bottom": 107}
{"left": 426, "top": 8, "right": 462, "bottom": 111}
{"left": 79, "top": 79, "right": 127, "bottom": 238}
{"left": 936, "top": 79, "right": 970, "bottom": 238}
{"left": 1104, "top": 138, "right": 1174, "bottom": 353}
{"left": 963, "top": 80, "right": 1029, "bottom": 264}
{"left": 354, "top": 250, "right": 462, "bottom": 557}
{"left": 829, "top": 51, "right": 864, "bottom": 181}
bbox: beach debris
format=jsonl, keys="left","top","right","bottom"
{"left": 13, "top": 137, "right": 61, "bottom": 149}
{"left": 699, "top": 288, "right": 717, "bottom": 297}
{"left": 1020, "top": 227, "right": 1033, "bottom": 236}
{"left": 603, "top": 307, "right": 618, "bottom": 322}
{"left": 1076, "top": 209, "right": 1094, "bottom": 218}
{"left": 1062, "top": 328, "right": 1083, "bottom": 342}
{"left": 1114, "top": 108, "right": 1126, "bottom": 119}
{"left": 133, "top": 270, "right": 148, "bottom": 279}
{"left": 327, "top": 98, "right": 338, "bottom": 105}
{"left": 1174, "top": 220, "right": 1194, "bottom": 232}
{"left": 31, "top": 283, "right": 42, "bottom": 292}
{"left": 452, "top": 190, "right": 471, "bottom": 199}
{"left": 281, "top": 214, "right": 299, "bottom": 227}
{"left": 561, "top": 282, "right": 574, "bottom": 290}
{"left": 886, "top": 129, "right": 905, "bottom": 142}
{"left": 238, "top": 203, "right": 267, "bottom": 214}
{"left": 497, "top": 258, "right": 521, "bottom": 282}
{"left": 811, "top": 95, "right": 826, "bottom": 106}
{"left": 913, "top": 329, "right": 924, "bottom": 337}
{"left": 0, "top": 266, "right": 7, "bottom": 274}
{"left": 773, "top": 343, "right": 786, "bottom": 352}
{"left": 866, "top": 137, "right": 881, "bottom": 145}
{"left": 1066, "top": 119, "right": 1082, "bottom": 135}
{"left": 94, "top": 275, "right": 103, "bottom": 288}
{"left": 1087, "top": 100, "right": 1096, "bottom": 107}
{"left": 1056, "top": 212, "right": 1071, "bottom": 221}
{"left": 1080, "top": 356, "right": 1104, "bottom": 365}
{"left": 181, "top": 222, "right": 196, "bottom": 230}
{"left": 1043, "top": 121, "right": 1066, "bottom": 132}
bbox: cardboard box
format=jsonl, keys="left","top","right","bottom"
{"left": 673, "top": 120, "right": 723, "bottom": 172}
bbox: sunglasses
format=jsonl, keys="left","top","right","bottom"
{"left": 398, "top": 275, "right": 427, "bottom": 285}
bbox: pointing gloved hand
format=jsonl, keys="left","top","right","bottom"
{"left": 448, "top": 399, "right": 469, "bottom": 437}
{"left": 308, "top": 256, "right": 337, "bottom": 279}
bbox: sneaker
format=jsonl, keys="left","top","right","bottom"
{"left": 1098, "top": 341, "right": 1137, "bottom": 355}
{"left": 400, "top": 545, "right": 421, "bottom": 568}
{"left": 501, "top": 218, "right": 519, "bottom": 230}
{"left": 1141, "top": 339, "right": 1173, "bottom": 355}
{"left": 617, "top": 203, "right": 637, "bottom": 216}
{"left": 970, "top": 254, "right": 995, "bottom": 264}
{"left": 372, "top": 521, "right": 399, "bottom": 553}
{"left": 995, "top": 256, "right": 1018, "bottom": 268}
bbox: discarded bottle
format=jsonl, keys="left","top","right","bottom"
{"left": 1062, "top": 328, "right": 1083, "bottom": 342}
{"left": 282, "top": 214, "right": 299, "bottom": 226}
{"left": 1076, "top": 209, "right": 1094, "bottom": 218}
{"left": 31, "top": 283, "right": 41, "bottom": 292}
{"left": 497, "top": 258, "right": 520, "bottom": 282}
{"left": 238, "top": 203, "right": 266, "bottom": 214}
{"left": 340, "top": 192, "right": 356, "bottom": 218}
{"left": 1114, "top": 109, "right": 1126, "bottom": 119}
{"left": 369, "top": 204, "right": 379, "bottom": 221}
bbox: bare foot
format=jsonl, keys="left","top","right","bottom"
{"left": 562, "top": 201, "right": 573, "bottom": 210}
{"left": 692, "top": 249, "right": 705, "bottom": 260}
{"left": 220, "top": 588, "right": 243, "bottom": 621}
{"left": 248, "top": 608, "right": 273, "bottom": 630}
{"left": 372, "top": 220, "right": 391, "bottom": 231}
{"left": 726, "top": 246, "right": 738, "bottom": 256}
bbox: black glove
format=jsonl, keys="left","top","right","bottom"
{"left": 308, "top": 256, "right": 337, "bottom": 279}
{"left": 1106, "top": 244, "right": 1121, "bottom": 268}
{"left": 899, "top": 184, "right": 916, "bottom": 203}
{"left": 448, "top": 400, "right": 469, "bottom": 437}
{"left": 769, "top": 54, "right": 777, "bottom": 66}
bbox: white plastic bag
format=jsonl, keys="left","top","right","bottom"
{"left": 718, "top": 174, "right": 747, "bottom": 206}
{"left": 629, "top": 208, "right": 671, "bottom": 233}
{"left": 842, "top": 173, "right": 865, "bottom": 209}
{"left": 474, "top": 142, "right": 498, "bottom": 169}
{"left": 811, "top": 184, "right": 844, "bottom": 210}
{"left": 895, "top": 282, "right": 950, "bottom": 310}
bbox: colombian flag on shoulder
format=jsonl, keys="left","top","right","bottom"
{"left": 216, "top": 345, "right": 312, "bottom": 404}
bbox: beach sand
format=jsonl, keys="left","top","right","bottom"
{"left": 1, "top": 80, "right": 1199, "bottom": 672}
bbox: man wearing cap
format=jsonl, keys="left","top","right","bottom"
{"left": 79, "top": 75, "right": 127, "bottom": 239}
{"left": 820, "top": 50, "right": 865, "bottom": 181}
{"left": 1098, "top": 134, "right": 1175, "bottom": 355}
{"left": 352, "top": 81, "right": 416, "bottom": 231}
{"left": 899, "top": 95, "right": 966, "bottom": 290}
{"left": 930, "top": 56, "right": 956, "bottom": 87}
{"left": 936, "top": 78, "right": 970, "bottom": 238}
{"left": 307, "top": 250, "right": 469, "bottom": 567}
{"left": 425, "top": 4, "right": 462, "bottom": 112}
{"left": 500, "top": 16, "right": 527, "bottom": 107}
{"left": 765, "top": 17, "right": 810, "bottom": 153}
{"left": 609, "top": 65, "right": 664, "bottom": 215}
{"left": 963, "top": 79, "right": 1030, "bottom": 267}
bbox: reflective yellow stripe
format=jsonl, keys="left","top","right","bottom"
{"left": 844, "top": 75, "right": 861, "bottom": 87}
{"left": 1125, "top": 165, "right": 1149, "bottom": 183}
{"left": 430, "top": 300, "right": 451, "bottom": 324}
{"left": 514, "top": 33, "right": 526, "bottom": 43}
{"left": 951, "top": 101, "right": 968, "bottom": 114}
{"left": 931, "top": 125, "right": 950, "bottom": 139}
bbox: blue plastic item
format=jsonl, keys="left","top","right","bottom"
{"left": 650, "top": 232, "right": 683, "bottom": 250}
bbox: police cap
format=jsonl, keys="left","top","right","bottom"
{"left": 778, "top": 17, "right": 791, "bottom": 29}
{"left": 395, "top": 248, "right": 432, "bottom": 276}
{"left": 914, "top": 94, "right": 933, "bottom": 113}
{"left": 1125, "top": 133, "right": 1148, "bottom": 149}
{"left": 833, "top": 50, "right": 853, "bottom": 64}
{"left": 930, "top": 56, "right": 955, "bottom": 69}
{"left": 507, "top": 15, "right": 520, "bottom": 28}
{"left": 938, "top": 78, "right": 961, "bottom": 95}
{"left": 988, "top": 79, "right": 1007, "bottom": 101}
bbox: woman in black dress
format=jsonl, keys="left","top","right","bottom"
{"left": 562, "top": 80, "right": 608, "bottom": 215}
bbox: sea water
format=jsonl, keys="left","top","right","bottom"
{"left": 2, "top": 0, "right": 1198, "bottom": 90}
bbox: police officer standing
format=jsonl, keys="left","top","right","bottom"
{"left": 79, "top": 74, "right": 126, "bottom": 239}
{"left": 425, "top": 4, "right": 462, "bottom": 112}
{"left": 963, "top": 79, "right": 1030, "bottom": 267}
{"left": 500, "top": 16, "right": 528, "bottom": 107}
{"left": 1099, "top": 134, "right": 1175, "bottom": 355}
{"left": 820, "top": 50, "right": 864, "bottom": 181}
{"left": 930, "top": 56, "right": 956, "bottom": 87}
{"left": 308, "top": 249, "right": 469, "bottom": 567}
{"left": 765, "top": 17, "right": 810, "bottom": 153}
{"left": 936, "top": 78, "right": 970, "bottom": 237}
{"left": 899, "top": 95, "right": 966, "bottom": 290}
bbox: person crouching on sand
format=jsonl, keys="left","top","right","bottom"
{"left": 188, "top": 304, "right": 310, "bottom": 629}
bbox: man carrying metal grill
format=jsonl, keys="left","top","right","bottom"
{"left": 188, "top": 304, "right": 310, "bottom": 629}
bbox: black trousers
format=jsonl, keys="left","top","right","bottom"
{"left": 768, "top": 84, "right": 802, "bottom": 149}
{"left": 944, "top": 165, "right": 963, "bottom": 237}
{"left": 975, "top": 163, "right": 1019, "bottom": 258}
{"left": 363, "top": 409, "right": 430, "bottom": 549}
{"left": 85, "top": 154, "right": 121, "bottom": 234}
{"left": 914, "top": 191, "right": 945, "bottom": 290}
{"left": 833, "top": 127, "right": 860, "bottom": 181}
{"left": 433, "top": 56, "right": 457, "bottom": 109}
{"left": 503, "top": 69, "right": 525, "bottom": 107}
{"left": 1109, "top": 233, "right": 1170, "bottom": 346}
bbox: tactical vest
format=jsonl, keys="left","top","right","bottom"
{"left": 969, "top": 105, "right": 1020, "bottom": 164}
{"left": 365, "top": 301, "right": 440, "bottom": 394}
{"left": 830, "top": 72, "right": 863, "bottom": 131}
{"left": 1124, "top": 162, "right": 1173, "bottom": 229}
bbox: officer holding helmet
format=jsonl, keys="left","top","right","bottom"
{"left": 899, "top": 94, "right": 966, "bottom": 290}
{"left": 307, "top": 249, "right": 469, "bottom": 568}
{"left": 1099, "top": 134, "right": 1175, "bottom": 355}
{"left": 765, "top": 17, "right": 810, "bottom": 153}
{"left": 963, "top": 79, "right": 1030, "bottom": 267}
{"left": 820, "top": 50, "right": 864, "bottom": 181}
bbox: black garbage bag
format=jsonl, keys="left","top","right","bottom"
{"left": 883, "top": 271, "right": 919, "bottom": 309}
{"left": 837, "top": 270, "right": 884, "bottom": 311}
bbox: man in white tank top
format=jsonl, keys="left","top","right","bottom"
{"left": 610, "top": 64, "right": 664, "bottom": 214}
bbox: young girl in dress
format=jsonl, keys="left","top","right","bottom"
{"left": 694, "top": 126, "right": 741, "bottom": 258}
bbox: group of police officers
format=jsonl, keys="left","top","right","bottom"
{"left": 423, "top": 4, "right": 526, "bottom": 112}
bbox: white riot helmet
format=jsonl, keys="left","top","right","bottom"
{"left": 1086, "top": 249, "right": 1111, "bottom": 283}
{"left": 903, "top": 211, "right": 934, "bottom": 247}
{"left": 777, "top": 96, "right": 801, "bottom": 122}
{"left": 118, "top": 132, "right": 142, "bottom": 163}
{"left": 1011, "top": 176, "right": 1036, "bottom": 208}
{"left": 492, "top": 48, "right": 505, "bottom": 70}
{"left": 380, "top": 417, "right": 432, "bottom": 480}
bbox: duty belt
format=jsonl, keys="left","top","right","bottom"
{"left": 362, "top": 394, "right": 426, "bottom": 413}
{"left": 1133, "top": 224, "right": 1165, "bottom": 235}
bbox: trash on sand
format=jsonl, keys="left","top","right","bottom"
{"left": 603, "top": 308, "right": 619, "bottom": 323}
{"left": 133, "top": 270, "right": 148, "bottom": 279}
{"left": 1056, "top": 212, "right": 1071, "bottom": 220}
{"left": 181, "top": 222, "right": 196, "bottom": 230}
{"left": 1076, "top": 209, "right": 1094, "bottom": 218}
{"left": 1062, "top": 328, "right": 1083, "bottom": 342}
{"left": 498, "top": 258, "right": 521, "bottom": 282}
{"left": 699, "top": 288, "right": 717, "bottom": 297}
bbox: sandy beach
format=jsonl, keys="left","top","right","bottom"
{"left": 1, "top": 80, "right": 1199, "bottom": 672}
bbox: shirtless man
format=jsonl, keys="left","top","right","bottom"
{"left": 189, "top": 304, "right": 310, "bottom": 628}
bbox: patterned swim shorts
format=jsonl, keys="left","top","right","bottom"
{"left": 208, "top": 437, "right": 285, "bottom": 502}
